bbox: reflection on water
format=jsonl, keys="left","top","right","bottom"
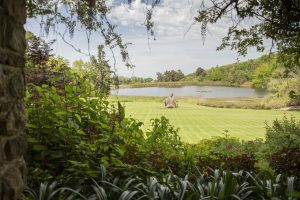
{"left": 111, "top": 86, "right": 267, "bottom": 98}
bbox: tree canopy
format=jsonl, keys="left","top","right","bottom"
{"left": 195, "top": 0, "right": 300, "bottom": 67}
{"left": 26, "top": 0, "right": 134, "bottom": 67}
{"left": 156, "top": 70, "right": 185, "bottom": 82}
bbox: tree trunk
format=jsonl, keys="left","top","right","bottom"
{"left": 0, "top": 0, "right": 27, "bottom": 199}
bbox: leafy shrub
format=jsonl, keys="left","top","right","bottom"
{"left": 263, "top": 75, "right": 300, "bottom": 108}
{"left": 265, "top": 116, "right": 300, "bottom": 153}
{"left": 186, "top": 136, "right": 260, "bottom": 172}
{"left": 270, "top": 148, "right": 300, "bottom": 190}
{"left": 25, "top": 73, "right": 144, "bottom": 186}
{"left": 270, "top": 148, "right": 300, "bottom": 176}
{"left": 197, "top": 154, "right": 257, "bottom": 172}
{"left": 121, "top": 116, "right": 184, "bottom": 174}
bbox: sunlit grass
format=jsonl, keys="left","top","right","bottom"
{"left": 110, "top": 96, "right": 300, "bottom": 143}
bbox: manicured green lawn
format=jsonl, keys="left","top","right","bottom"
{"left": 116, "top": 99, "right": 300, "bottom": 143}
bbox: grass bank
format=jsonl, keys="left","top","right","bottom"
{"left": 110, "top": 96, "right": 266, "bottom": 110}
{"left": 197, "top": 97, "right": 268, "bottom": 109}
{"left": 109, "top": 95, "right": 300, "bottom": 143}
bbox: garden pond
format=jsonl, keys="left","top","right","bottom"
{"left": 111, "top": 86, "right": 267, "bottom": 98}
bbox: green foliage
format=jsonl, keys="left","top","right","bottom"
{"left": 270, "top": 148, "right": 300, "bottom": 178}
{"left": 196, "top": 135, "right": 245, "bottom": 157}
{"left": 26, "top": 0, "right": 133, "bottom": 68}
{"left": 195, "top": 0, "right": 300, "bottom": 64}
{"left": 259, "top": 116, "right": 300, "bottom": 181}
{"left": 25, "top": 72, "right": 137, "bottom": 185}
{"left": 23, "top": 182, "right": 63, "bottom": 200}
{"left": 147, "top": 116, "right": 182, "bottom": 149}
{"left": 88, "top": 45, "right": 113, "bottom": 95}
{"left": 156, "top": 70, "right": 185, "bottom": 82}
{"left": 265, "top": 116, "right": 300, "bottom": 153}
{"left": 121, "top": 54, "right": 290, "bottom": 91}
{"left": 25, "top": 32, "right": 54, "bottom": 69}
{"left": 24, "top": 167, "right": 299, "bottom": 200}
{"left": 252, "top": 59, "right": 277, "bottom": 89}
{"left": 71, "top": 46, "right": 118, "bottom": 94}
{"left": 118, "top": 76, "right": 153, "bottom": 85}
{"left": 185, "top": 55, "right": 276, "bottom": 87}
{"left": 190, "top": 135, "right": 259, "bottom": 172}
{"left": 194, "top": 67, "right": 206, "bottom": 80}
{"left": 205, "top": 66, "right": 226, "bottom": 81}
{"left": 25, "top": 33, "right": 70, "bottom": 86}
{"left": 143, "top": 117, "right": 183, "bottom": 171}
{"left": 182, "top": 54, "right": 300, "bottom": 109}
{"left": 263, "top": 73, "right": 300, "bottom": 108}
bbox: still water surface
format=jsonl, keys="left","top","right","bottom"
{"left": 111, "top": 86, "right": 267, "bottom": 98}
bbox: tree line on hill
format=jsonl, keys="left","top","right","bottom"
{"left": 152, "top": 55, "right": 275, "bottom": 88}
{"left": 193, "top": 55, "right": 275, "bottom": 88}
{"left": 152, "top": 55, "right": 278, "bottom": 88}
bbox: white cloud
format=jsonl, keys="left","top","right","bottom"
{"left": 108, "top": 0, "right": 261, "bottom": 39}
{"left": 108, "top": 0, "right": 216, "bottom": 38}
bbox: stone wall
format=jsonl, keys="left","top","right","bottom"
{"left": 0, "top": 0, "right": 27, "bottom": 199}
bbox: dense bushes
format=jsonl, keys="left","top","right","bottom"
{"left": 263, "top": 75, "right": 300, "bottom": 108}
{"left": 265, "top": 116, "right": 300, "bottom": 153}
{"left": 25, "top": 32, "right": 69, "bottom": 86}
{"left": 270, "top": 148, "right": 300, "bottom": 176}
{"left": 265, "top": 116, "right": 300, "bottom": 182}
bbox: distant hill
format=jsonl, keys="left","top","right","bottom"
{"left": 119, "top": 54, "right": 278, "bottom": 89}
{"left": 183, "top": 54, "right": 277, "bottom": 88}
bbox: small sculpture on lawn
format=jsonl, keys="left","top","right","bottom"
{"left": 164, "top": 93, "right": 177, "bottom": 108}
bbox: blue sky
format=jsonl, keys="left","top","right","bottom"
{"left": 25, "top": 0, "right": 268, "bottom": 78}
